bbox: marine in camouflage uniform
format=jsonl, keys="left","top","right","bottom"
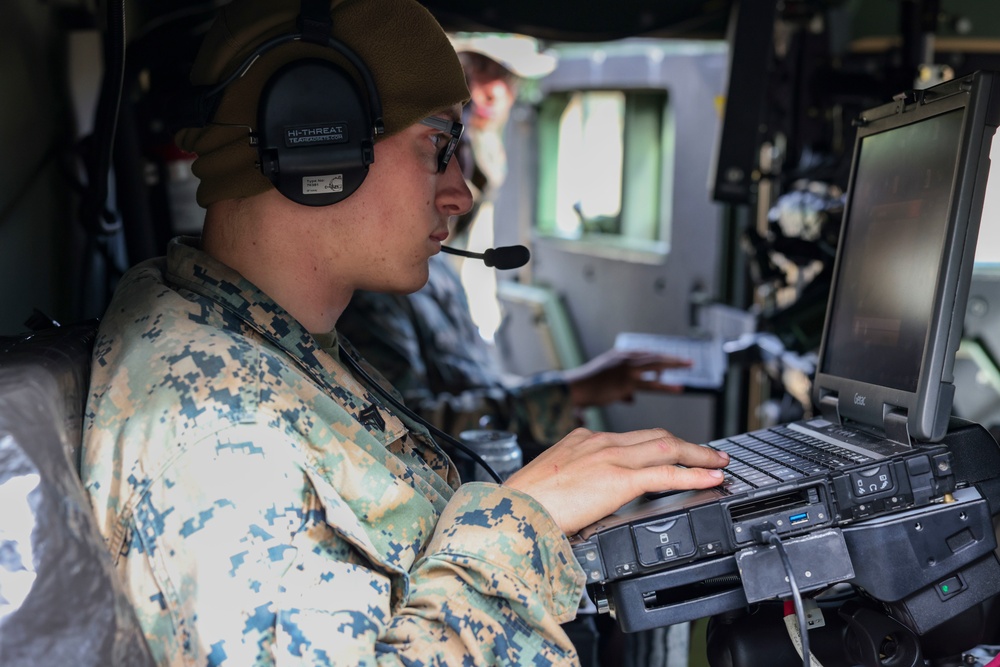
{"left": 338, "top": 38, "right": 574, "bottom": 459}
{"left": 82, "top": 238, "right": 586, "bottom": 665}
{"left": 339, "top": 254, "right": 580, "bottom": 456}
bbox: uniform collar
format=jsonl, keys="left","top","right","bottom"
{"left": 163, "top": 236, "right": 339, "bottom": 392}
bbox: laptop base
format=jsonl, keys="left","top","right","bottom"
{"left": 592, "top": 486, "right": 998, "bottom": 635}
{"left": 573, "top": 419, "right": 1000, "bottom": 590}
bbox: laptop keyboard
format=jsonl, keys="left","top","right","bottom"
{"left": 712, "top": 425, "right": 877, "bottom": 495}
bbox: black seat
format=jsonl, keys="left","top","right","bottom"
{"left": 0, "top": 322, "right": 154, "bottom": 666}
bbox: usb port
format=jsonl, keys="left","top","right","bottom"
{"left": 789, "top": 512, "right": 809, "bottom": 525}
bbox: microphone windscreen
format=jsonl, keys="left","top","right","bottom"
{"left": 483, "top": 245, "right": 531, "bottom": 270}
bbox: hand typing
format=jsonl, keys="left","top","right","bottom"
{"left": 504, "top": 427, "right": 729, "bottom": 535}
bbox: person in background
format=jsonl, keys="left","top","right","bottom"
{"left": 449, "top": 34, "right": 555, "bottom": 340}
{"left": 81, "top": 1, "right": 729, "bottom": 664}
{"left": 338, "top": 34, "right": 693, "bottom": 466}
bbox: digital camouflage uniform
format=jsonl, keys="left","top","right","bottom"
{"left": 81, "top": 237, "right": 585, "bottom": 666}
{"left": 339, "top": 254, "right": 580, "bottom": 456}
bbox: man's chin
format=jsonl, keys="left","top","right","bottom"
{"left": 390, "top": 274, "right": 430, "bottom": 296}
{"left": 360, "top": 263, "right": 429, "bottom": 296}
{"left": 472, "top": 110, "right": 509, "bottom": 133}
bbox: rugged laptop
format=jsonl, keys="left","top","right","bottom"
{"left": 572, "top": 71, "right": 1000, "bottom": 588}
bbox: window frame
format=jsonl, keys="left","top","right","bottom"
{"left": 535, "top": 86, "right": 675, "bottom": 262}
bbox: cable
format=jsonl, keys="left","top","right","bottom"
{"left": 772, "top": 532, "right": 812, "bottom": 667}
{"left": 84, "top": 0, "right": 126, "bottom": 236}
{"left": 751, "top": 523, "right": 815, "bottom": 667}
{"left": 337, "top": 348, "right": 504, "bottom": 483}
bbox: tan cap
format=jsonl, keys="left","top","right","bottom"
{"left": 175, "top": 0, "right": 469, "bottom": 207}
{"left": 449, "top": 33, "right": 557, "bottom": 79}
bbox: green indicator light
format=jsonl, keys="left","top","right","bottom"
{"left": 941, "top": 584, "right": 950, "bottom": 593}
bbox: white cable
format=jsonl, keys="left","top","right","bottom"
{"left": 783, "top": 613, "right": 825, "bottom": 667}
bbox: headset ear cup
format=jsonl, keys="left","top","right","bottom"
{"left": 257, "top": 59, "right": 375, "bottom": 206}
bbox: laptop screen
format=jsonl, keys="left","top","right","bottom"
{"left": 813, "top": 71, "right": 999, "bottom": 442}
{"left": 821, "top": 108, "right": 964, "bottom": 393}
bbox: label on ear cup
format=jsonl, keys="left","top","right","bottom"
{"left": 285, "top": 123, "right": 348, "bottom": 147}
{"left": 303, "top": 174, "right": 344, "bottom": 194}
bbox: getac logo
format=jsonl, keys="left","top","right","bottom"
{"left": 854, "top": 393, "right": 866, "bottom": 406}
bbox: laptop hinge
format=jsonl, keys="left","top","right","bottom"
{"left": 883, "top": 407, "right": 912, "bottom": 446}
{"left": 818, "top": 394, "right": 841, "bottom": 425}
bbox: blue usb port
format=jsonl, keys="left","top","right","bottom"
{"left": 789, "top": 512, "right": 809, "bottom": 525}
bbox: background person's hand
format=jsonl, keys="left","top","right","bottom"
{"left": 562, "top": 348, "right": 692, "bottom": 408}
{"left": 503, "top": 427, "right": 729, "bottom": 535}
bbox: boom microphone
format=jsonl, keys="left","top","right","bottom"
{"left": 441, "top": 244, "right": 530, "bottom": 270}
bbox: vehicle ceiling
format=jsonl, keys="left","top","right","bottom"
{"left": 418, "top": 0, "right": 736, "bottom": 42}
{"left": 127, "top": 0, "right": 758, "bottom": 49}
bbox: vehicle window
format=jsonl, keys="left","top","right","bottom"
{"left": 537, "top": 87, "right": 672, "bottom": 250}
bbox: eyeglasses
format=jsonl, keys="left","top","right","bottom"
{"left": 419, "top": 116, "right": 464, "bottom": 173}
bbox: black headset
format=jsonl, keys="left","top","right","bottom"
{"left": 187, "top": 0, "right": 384, "bottom": 206}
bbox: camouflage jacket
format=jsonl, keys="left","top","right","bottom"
{"left": 338, "top": 255, "right": 580, "bottom": 452}
{"left": 81, "top": 238, "right": 585, "bottom": 666}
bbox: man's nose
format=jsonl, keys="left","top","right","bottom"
{"left": 439, "top": 158, "right": 474, "bottom": 216}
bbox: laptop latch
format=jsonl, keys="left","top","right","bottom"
{"left": 818, "top": 394, "right": 841, "bottom": 425}
{"left": 883, "top": 407, "right": 912, "bottom": 446}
